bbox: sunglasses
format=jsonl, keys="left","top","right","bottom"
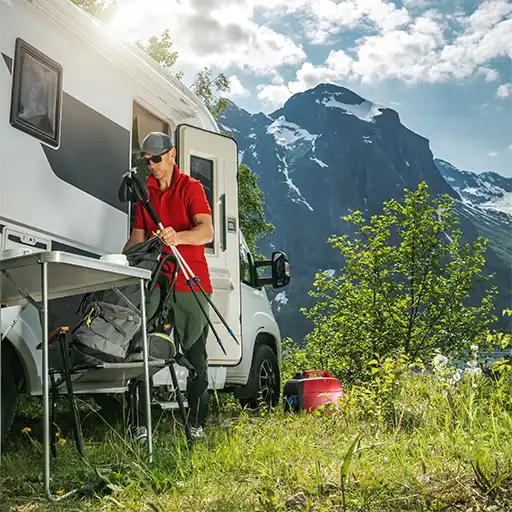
{"left": 142, "top": 148, "right": 171, "bottom": 166}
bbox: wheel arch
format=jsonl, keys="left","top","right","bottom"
{"left": 254, "top": 330, "right": 281, "bottom": 365}
{"left": 255, "top": 331, "right": 277, "bottom": 354}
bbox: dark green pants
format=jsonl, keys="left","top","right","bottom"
{"left": 137, "top": 290, "right": 211, "bottom": 429}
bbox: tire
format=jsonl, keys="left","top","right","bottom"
{"left": 1, "top": 349, "right": 19, "bottom": 443}
{"left": 240, "top": 344, "right": 280, "bottom": 409}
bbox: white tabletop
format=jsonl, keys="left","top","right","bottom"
{"left": 0, "top": 251, "right": 151, "bottom": 307}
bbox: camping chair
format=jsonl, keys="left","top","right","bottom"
{"left": 37, "top": 241, "right": 194, "bottom": 458}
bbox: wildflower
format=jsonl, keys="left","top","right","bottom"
{"left": 56, "top": 489, "right": 65, "bottom": 496}
{"left": 21, "top": 427, "right": 31, "bottom": 434}
{"left": 452, "top": 369, "right": 463, "bottom": 383}
{"left": 466, "top": 367, "right": 482, "bottom": 377}
{"left": 433, "top": 354, "right": 448, "bottom": 368}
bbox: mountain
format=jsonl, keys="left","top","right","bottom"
{"left": 435, "top": 159, "right": 512, "bottom": 263}
{"left": 218, "top": 84, "right": 512, "bottom": 343}
{"left": 435, "top": 158, "right": 512, "bottom": 215}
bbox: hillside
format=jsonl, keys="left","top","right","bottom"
{"left": 435, "top": 158, "right": 512, "bottom": 263}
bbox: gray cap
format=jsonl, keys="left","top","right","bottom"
{"left": 140, "top": 132, "right": 174, "bottom": 156}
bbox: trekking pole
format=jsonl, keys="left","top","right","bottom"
{"left": 126, "top": 170, "right": 231, "bottom": 355}
{"left": 167, "top": 245, "right": 228, "bottom": 356}
{"left": 171, "top": 245, "right": 240, "bottom": 346}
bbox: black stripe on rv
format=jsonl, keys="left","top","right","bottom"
{"left": 2, "top": 51, "right": 130, "bottom": 213}
{"left": 2, "top": 53, "right": 12, "bottom": 72}
{"left": 41, "top": 93, "right": 130, "bottom": 213}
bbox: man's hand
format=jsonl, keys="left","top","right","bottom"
{"left": 159, "top": 226, "right": 178, "bottom": 246}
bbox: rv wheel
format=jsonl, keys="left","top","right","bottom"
{"left": 240, "top": 344, "right": 280, "bottom": 409}
{"left": 1, "top": 349, "right": 19, "bottom": 443}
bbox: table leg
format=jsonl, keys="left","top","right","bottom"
{"left": 41, "top": 262, "right": 53, "bottom": 501}
{"left": 139, "top": 278, "right": 153, "bottom": 462}
{"left": 0, "top": 305, "right": 3, "bottom": 457}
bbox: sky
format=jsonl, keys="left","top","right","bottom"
{"left": 108, "top": 0, "right": 512, "bottom": 177}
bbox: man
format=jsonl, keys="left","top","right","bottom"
{"left": 124, "top": 131, "right": 214, "bottom": 441}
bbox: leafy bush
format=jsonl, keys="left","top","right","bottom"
{"left": 294, "top": 182, "right": 498, "bottom": 384}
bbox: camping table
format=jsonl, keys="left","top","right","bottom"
{"left": 0, "top": 250, "right": 153, "bottom": 501}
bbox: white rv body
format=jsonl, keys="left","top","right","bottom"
{"left": 0, "top": 0, "right": 288, "bottom": 431}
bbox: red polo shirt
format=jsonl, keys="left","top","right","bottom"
{"left": 133, "top": 164, "right": 213, "bottom": 293}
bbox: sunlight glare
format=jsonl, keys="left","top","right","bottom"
{"left": 107, "top": 1, "right": 146, "bottom": 40}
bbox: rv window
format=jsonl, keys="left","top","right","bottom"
{"left": 239, "top": 240, "right": 257, "bottom": 287}
{"left": 240, "top": 245, "right": 251, "bottom": 285}
{"left": 131, "top": 102, "right": 171, "bottom": 166}
{"left": 10, "top": 38, "right": 62, "bottom": 147}
{"left": 190, "top": 155, "right": 214, "bottom": 251}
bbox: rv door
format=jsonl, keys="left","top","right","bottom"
{"left": 175, "top": 124, "right": 241, "bottom": 366}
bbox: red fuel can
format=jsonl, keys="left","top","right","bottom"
{"left": 283, "top": 370, "right": 344, "bottom": 412}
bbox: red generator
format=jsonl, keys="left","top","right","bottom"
{"left": 283, "top": 370, "right": 344, "bottom": 412}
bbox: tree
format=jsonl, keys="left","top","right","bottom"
{"left": 190, "top": 68, "right": 231, "bottom": 121}
{"left": 70, "top": 0, "right": 117, "bottom": 23}
{"left": 237, "top": 164, "right": 275, "bottom": 254}
{"left": 135, "top": 29, "right": 179, "bottom": 73}
{"left": 296, "top": 182, "right": 497, "bottom": 382}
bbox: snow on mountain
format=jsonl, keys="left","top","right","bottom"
{"left": 435, "top": 158, "right": 512, "bottom": 215}
{"left": 319, "top": 92, "right": 386, "bottom": 123}
{"left": 267, "top": 116, "right": 318, "bottom": 148}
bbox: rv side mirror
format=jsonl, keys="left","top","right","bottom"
{"left": 271, "top": 251, "right": 290, "bottom": 288}
{"left": 254, "top": 251, "right": 290, "bottom": 288}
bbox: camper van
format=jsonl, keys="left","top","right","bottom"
{"left": 0, "top": 0, "right": 290, "bottom": 441}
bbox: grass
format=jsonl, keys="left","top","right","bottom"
{"left": 1, "top": 368, "right": 512, "bottom": 512}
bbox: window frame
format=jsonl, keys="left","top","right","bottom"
{"left": 9, "top": 38, "right": 63, "bottom": 148}
{"left": 190, "top": 154, "right": 215, "bottom": 253}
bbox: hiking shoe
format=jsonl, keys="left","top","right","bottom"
{"left": 189, "top": 426, "right": 204, "bottom": 440}
{"left": 130, "top": 426, "right": 148, "bottom": 444}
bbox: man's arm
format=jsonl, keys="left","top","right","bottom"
{"left": 160, "top": 214, "right": 213, "bottom": 247}
{"left": 123, "top": 228, "right": 146, "bottom": 252}
{"left": 176, "top": 213, "right": 214, "bottom": 246}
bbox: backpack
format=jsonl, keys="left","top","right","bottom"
{"left": 68, "top": 237, "right": 179, "bottom": 367}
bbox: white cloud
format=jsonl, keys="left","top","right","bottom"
{"left": 479, "top": 67, "right": 500, "bottom": 81}
{"left": 349, "top": 2, "right": 512, "bottom": 84}
{"left": 272, "top": 75, "right": 285, "bottom": 85}
{"left": 275, "top": 0, "right": 411, "bottom": 45}
{"left": 109, "top": 0, "right": 512, "bottom": 104}
{"left": 225, "top": 75, "right": 250, "bottom": 98}
{"left": 496, "top": 83, "right": 512, "bottom": 98}
{"left": 108, "top": 0, "right": 306, "bottom": 77}
{"left": 401, "top": 0, "right": 434, "bottom": 6}
{"left": 258, "top": 0, "right": 512, "bottom": 98}
{"left": 488, "top": 151, "right": 499, "bottom": 157}
{"left": 256, "top": 84, "right": 293, "bottom": 107}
